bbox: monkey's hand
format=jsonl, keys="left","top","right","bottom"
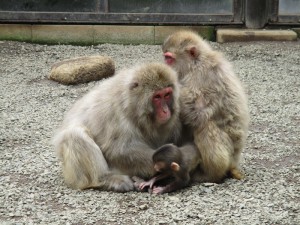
{"left": 132, "top": 176, "right": 151, "bottom": 192}
{"left": 180, "top": 91, "right": 209, "bottom": 129}
{"left": 140, "top": 180, "right": 156, "bottom": 190}
{"left": 132, "top": 176, "right": 156, "bottom": 191}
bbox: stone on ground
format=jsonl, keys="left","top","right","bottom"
{"left": 49, "top": 55, "right": 115, "bottom": 85}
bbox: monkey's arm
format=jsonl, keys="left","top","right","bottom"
{"left": 152, "top": 169, "right": 190, "bottom": 194}
{"left": 110, "top": 141, "right": 157, "bottom": 178}
{"left": 135, "top": 173, "right": 170, "bottom": 191}
{"left": 181, "top": 90, "right": 220, "bottom": 129}
{"left": 152, "top": 178, "right": 189, "bottom": 194}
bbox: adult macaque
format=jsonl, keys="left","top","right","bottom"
{"left": 135, "top": 143, "right": 200, "bottom": 194}
{"left": 53, "top": 63, "right": 181, "bottom": 192}
{"left": 162, "top": 30, "right": 250, "bottom": 183}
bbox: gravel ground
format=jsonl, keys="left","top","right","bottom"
{"left": 0, "top": 40, "right": 299, "bottom": 225}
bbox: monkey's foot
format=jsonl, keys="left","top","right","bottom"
{"left": 152, "top": 186, "right": 165, "bottom": 194}
{"left": 230, "top": 168, "right": 244, "bottom": 180}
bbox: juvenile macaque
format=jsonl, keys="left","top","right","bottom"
{"left": 53, "top": 63, "right": 182, "bottom": 191}
{"left": 135, "top": 143, "right": 200, "bottom": 194}
{"left": 162, "top": 30, "right": 250, "bottom": 183}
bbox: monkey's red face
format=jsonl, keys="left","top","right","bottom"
{"left": 152, "top": 87, "right": 173, "bottom": 125}
{"left": 164, "top": 52, "right": 176, "bottom": 65}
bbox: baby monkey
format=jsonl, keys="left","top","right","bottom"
{"left": 135, "top": 143, "right": 200, "bottom": 194}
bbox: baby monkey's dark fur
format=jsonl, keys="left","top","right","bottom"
{"left": 135, "top": 143, "right": 200, "bottom": 194}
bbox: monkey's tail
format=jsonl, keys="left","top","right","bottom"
{"left": 53, "top": 126, "right": 109, "bottom": 190}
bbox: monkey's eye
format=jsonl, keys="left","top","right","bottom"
{"left": 154, "top": 94, "right": 161, "bottom": 100}
{"left": 164, "top": 93, "right": 171, "bottom": 99}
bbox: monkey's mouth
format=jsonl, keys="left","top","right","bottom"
{"left": 164, "top": 52, "right": 175, "bottom": 65}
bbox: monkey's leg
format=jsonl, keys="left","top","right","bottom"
{"left": 55, "top": 126, "right": 134, "bottom": 191}
{"left": 194, "top": 122, "right": 232, "bottom": 183}
{"left": 138, "top": 173, "right": 170, "bottom": 190}
{"left": 228, "top": 126, "right": 247, "bottom": 180}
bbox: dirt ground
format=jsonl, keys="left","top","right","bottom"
{"left": 0, "top": 40, "right": 299, "bottom": 224}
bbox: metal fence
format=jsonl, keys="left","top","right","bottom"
{"left": 0, "top": 0, "right": 299, "bottom": 28}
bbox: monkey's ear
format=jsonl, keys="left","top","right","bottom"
{"left": 129, "top": 82, "right": 139, "bottom": 90}
{"left": 188, "top": 46, "right": 199, "bottom": 59}
{"left": 170, "top": 162, "right": 180, "bottom": 171}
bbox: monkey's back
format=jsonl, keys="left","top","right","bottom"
{"left": 60, "top": 69, "right": 138, "bottom": 154}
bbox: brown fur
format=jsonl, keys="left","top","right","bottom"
{"left": 162, "top": 30, "right": 250, "bottom": 183}
{"left": 53, "top": 62, "right": 181, "bottom": 191}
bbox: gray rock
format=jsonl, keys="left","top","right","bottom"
{"left": 49, "top": 55, "right": 115, "bottom": 84}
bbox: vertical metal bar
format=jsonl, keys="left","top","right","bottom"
{"left": 96, "top": 0, "right": 101, "bottom": 12}
{"left": 99, "top": 0, "right": 109, "bottom": 13}
{"left": 245, "top": 0, "right": 268, "bottom": 28}
{"left": 104, "top": 0, "right": 109, "bottom": 13}
{"left": 233, "top": 0, "right": 244, "bottom": 23}
{"left": 268, "top": 0, "right": 279, "bottom": 23}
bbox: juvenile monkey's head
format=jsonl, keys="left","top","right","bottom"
{"left": 162, "top": 30, "right": 213, "bottom": 78}
{"left": 153, "top": 144, "right": 182, "bottom": 172}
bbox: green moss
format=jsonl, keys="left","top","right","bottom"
{"left": 197, "top": 26, "right": 216, "bottom": 41}
{"left": 31, "top": 38, "right": 94, "bottom": 46}
{"left": 292, "top": 28, "right": 300, "bottom": 38}
{"left": 0, "top": 25, "right": 31, "bottom": 42}
{"left": 0, "top": 24, "right": 216, "bottom": 45}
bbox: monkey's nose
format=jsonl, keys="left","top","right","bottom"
{"left": 164, "top": 52, "right": 173, "bottom": 59}
{"left": 164, "top": 52, "right": 175, "bottom": 65}
{"left": 164, "top": 52, "right": 173, "bottom": 57}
